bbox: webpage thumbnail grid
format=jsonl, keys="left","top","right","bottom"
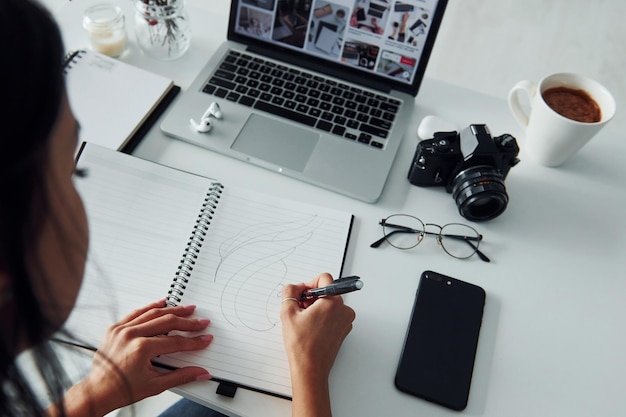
{"left": 236, "top": 0, "right": 440, "bottom": 85}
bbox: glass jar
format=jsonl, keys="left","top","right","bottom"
{"left": 134, "top": 0, "right": 191, "bottom": 61}
{"left": 83, "top": 3, "right": 127, "bottom": 58}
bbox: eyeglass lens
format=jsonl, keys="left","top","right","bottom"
{"left": 438, "top": 223, "right": 480, "bottom": 259}
{"left": 381, "top": 214, "right": 424, "bottom": 249}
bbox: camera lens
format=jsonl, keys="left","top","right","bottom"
{"left": 451, "top": 166, "right": 509, "bottom": 221}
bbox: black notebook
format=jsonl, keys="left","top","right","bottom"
{"left": 63, "top": 143, "right": 354, "bottom": 399}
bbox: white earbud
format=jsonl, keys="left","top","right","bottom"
{"left": 190, "top": 117, "right": 213, "bottom": 133}
{"left": 206, "top": 102, "right": 223, "bottom": 119}
{"left": 190, "top": 102, "right": 223, "bottom": 133}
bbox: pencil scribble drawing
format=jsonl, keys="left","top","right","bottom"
{"left": 214, "top": 215, "right": 323, "bottom": 330}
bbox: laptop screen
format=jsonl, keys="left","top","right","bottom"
{"left": 228, "top": 0, "right": 448, "bottom": 96}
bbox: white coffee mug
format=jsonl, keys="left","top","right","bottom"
{"left": 508, "top": 73, "right": 615, "bottom": 167}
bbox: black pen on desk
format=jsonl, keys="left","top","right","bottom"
{"left": 301, "top": 276, "right": 363, "bottom": 301}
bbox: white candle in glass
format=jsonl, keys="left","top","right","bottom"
{"left": 83, "top": 4, "right": 127, "bottom": 58}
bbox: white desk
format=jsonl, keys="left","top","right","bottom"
{"left": 52, "top": 1, "right": 626, "bottom": 417}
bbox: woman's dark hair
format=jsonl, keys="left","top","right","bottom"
{"left": 0, "top": 0, "right": 71, "bottom": 415}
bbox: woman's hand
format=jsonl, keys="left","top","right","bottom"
{"left": 280, "top": 273, "right": 356, "bottom": 417}
{"left": 54, "top": 300, "right": 213, "bottom": 417}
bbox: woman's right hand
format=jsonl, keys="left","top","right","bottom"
{"left": 280, "top": 273, "right": 356, "bottom": 417}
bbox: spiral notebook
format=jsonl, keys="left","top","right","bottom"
{"left": 63, "top": 143, "right": 353, "bottom": 399}
{"left": 64, "top": 50, "right": 179, "bottom": 153}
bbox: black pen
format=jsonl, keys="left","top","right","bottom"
{"left": 300, "top": 276, "right": 363, "bottom": 301}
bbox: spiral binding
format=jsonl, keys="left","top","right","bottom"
{"left": 166, "top": 182, "right": 224, "bottom": 306}
{"left": 62, "top": 50, "right": 85, "bottom": 74}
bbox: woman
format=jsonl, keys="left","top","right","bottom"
{"left": 0, "top": 1, "right": 355, "bottom": 416}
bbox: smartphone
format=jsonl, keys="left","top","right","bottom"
{"left": 394, "top": 270, "right": 485, "bottom": 411}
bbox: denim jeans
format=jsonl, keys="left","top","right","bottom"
{"left": 157, "top": 398, "right": 228, "bottom": 417}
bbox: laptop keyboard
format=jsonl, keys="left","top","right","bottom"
{"left": 201, "top": 50, "right": 401, "bottom": 149}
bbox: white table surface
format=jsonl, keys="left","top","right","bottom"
{"left": 51, "top": 1, "right": 626, "bottom": 416}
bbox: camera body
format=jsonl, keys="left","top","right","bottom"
{"left": 408, "top": 124, "right": 520, "bottom": 221}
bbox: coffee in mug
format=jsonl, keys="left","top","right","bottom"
{"left": 508, "top": 73, "right": 615, "bottom": 167}
{"left": 542, "top": 87, "right": 601, "bottom": 123}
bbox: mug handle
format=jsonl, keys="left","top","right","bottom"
{"left": 508, "top": 80, "right": 537, "bottom": 127}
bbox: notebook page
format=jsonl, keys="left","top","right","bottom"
{"left": 64, "top": 143, "right": 214, "bottom": 348}
{"left": 156, "top": 185, "right": 353, "bottom": 398}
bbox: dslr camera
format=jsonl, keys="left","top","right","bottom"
{"left": 408, "top": 124, "right": 520, "bottom": 221}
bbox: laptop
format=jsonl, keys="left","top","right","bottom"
{"left": 161, "top": 0, "right": 448, "bottom": 202}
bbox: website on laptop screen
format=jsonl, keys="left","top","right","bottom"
{"left": 231, "top": 0, "right": 445, "bottom": 90}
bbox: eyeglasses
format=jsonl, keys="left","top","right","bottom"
{"left": 370, "top": 214, "right": 490, "bottom": 262}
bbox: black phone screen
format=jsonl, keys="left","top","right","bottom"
{"left": 394, "top": 270, "right": 485, "bottom": 411}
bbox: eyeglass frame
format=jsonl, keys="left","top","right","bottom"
{"left": 370, "top": 214, "right": 491, "bottom": 262}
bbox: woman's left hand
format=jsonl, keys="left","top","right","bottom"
{"left": 55, "top": 300, "right": 213, "bottom": 417}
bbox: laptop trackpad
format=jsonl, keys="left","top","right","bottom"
{"left": 232, "top": 114, "right": 319, "bottom": 172}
